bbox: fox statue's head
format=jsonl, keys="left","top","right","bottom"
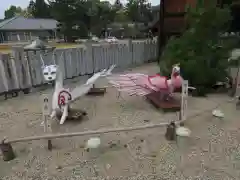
{"left": 171, "top": 63, "right": 180, "bottom": 77}
{"left": 42, "top": 65, "right": 57, "bottom": 82}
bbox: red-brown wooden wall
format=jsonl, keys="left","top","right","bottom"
{"left": 165, "top": 0, "right": 196, "bottom": 13}
{"left": 152, "top": 0, "right": 198, "bottom": 34}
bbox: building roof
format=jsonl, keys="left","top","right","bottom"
{"left": 0, "top": 16, "right": 58, "bottom": 30}
{"left": 151, "top": 5, "right": 160, "bottom": 11}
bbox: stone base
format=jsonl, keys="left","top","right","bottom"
{"left": 56, "top": 108, "right": 87, "bottom": 121}
{"left": 87, "top": 87, "right": 106, "bottom": 96}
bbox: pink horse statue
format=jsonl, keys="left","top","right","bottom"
{"left": 107, "top": 64, "right": 185, "bottom": 100}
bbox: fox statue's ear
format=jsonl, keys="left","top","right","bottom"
{"left": 172, "top": 63, "right": 180, "bottom": 67}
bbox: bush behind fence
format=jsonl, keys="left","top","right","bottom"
{"left": 0, "top": 39, "right": 157, "bottom": 94}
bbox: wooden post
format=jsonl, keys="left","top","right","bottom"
{"left": 0, "top": 139, "right": 15, "bottom": 161}
{"left": 165, "top": 121, "right": 176, "bottom": 141}
{"left": 180, "top": 80, "right": 188, "bottom": 121}
{"left": 42, "top": 95, "right": 52, "bottom": 151}
{"left": 6, "top": 122, "right": 170, "bottom": 144}
{"left": 157, "top": 0, "right": 166, "bottom": 62}
{"left": 235, "top": 64, "right": 240, "bottom": 97}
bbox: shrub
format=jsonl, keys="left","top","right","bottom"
{"left": 159, "top": 0, "right": 237, "bottom": 95}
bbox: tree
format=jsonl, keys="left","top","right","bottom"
{"left": 125, "top": 0, "right": 153, "bottom": 23}
{"left": 113, "top": 0, "right": 123, "bottom": 11}
{"left": 4, "top": 6, "right": 23, "bottom": 19}
{"left": 46, "top": 0, "right": 153, "bottom": 41}
{"left": 114, "top": 9, "right": 129, "bottom": 22}
{"left": 28, "top": 0, "right": 51, "bottom": 18}
{"left": 95, "top": 1, "right": 117, "bottom": 32}
{"left": 159, "top": 0, "right": 236, "bottom": 95}
{"left": 49, "top": 0, "right": 118, "bottom": 41}
{"left": 49, "top": 0, "right": 81, "bottom": 41}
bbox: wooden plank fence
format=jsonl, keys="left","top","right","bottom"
{"left": 0, "top": 39, "right": 158, "bottom": 95}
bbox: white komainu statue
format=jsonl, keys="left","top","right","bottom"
{"left": 50, "top": 65, "right": 115, "bottom": 125}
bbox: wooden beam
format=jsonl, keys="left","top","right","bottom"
{"left": 164, "top": 12, "right": 186, "bottom": 18}
{"left": 166, "top": 31, "right": 184, "bottom": 36}
{"left": 157, "top": 0, "right": 166, "bottom": 62}
{"left": 6, "top": 122, "right": 170, "bottom": 144}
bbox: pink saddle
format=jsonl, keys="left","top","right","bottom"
{"left": 148, "top": 74, "right": 169, "bottom": 90}
{"left": 172, "top": 75, "right": 182, "bottom": 89}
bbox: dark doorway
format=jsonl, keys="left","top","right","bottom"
{"left": 230, "top": 4, "right": 240, "bottom": 32}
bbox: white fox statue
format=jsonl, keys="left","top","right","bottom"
{"left": 50, "top": 65, "right": 116, "bottom": 125}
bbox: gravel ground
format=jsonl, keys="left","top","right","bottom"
{"left": 0, "top": 63, "right": 240, "bottom": 180}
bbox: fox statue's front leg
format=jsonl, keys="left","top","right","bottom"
{"left": 50, "top": 90, "right": 60, "bottom": 120}
{"left": 59, "top": 105, "right": 69, "bottom": 125}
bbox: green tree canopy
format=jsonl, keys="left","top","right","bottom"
{"left": 4, "top": 6, "right": 23, "bottom": 19}
{"left": 126, "top": 0, "right": 153, "bottom": 23}
{"left": 28, "top": 0, "right": 51, "bottom": 18}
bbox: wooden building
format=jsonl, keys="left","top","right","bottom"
{"left": 0, "top": 16, "right": 58, "bottom": 43}
{"left": 151, "top": 0, "right": 240, "bottom": 57}
{"left": 155, "top": 0, "right": 200, "bottom": 57}
{"left": 151, "top": 0, "right": 240, "bottom": 36}
{"left": 151, "top": 0, "right": 197, "bottom": 37}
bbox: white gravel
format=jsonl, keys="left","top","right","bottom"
{"left": 0, "top": 63, "right": 240, "bottom": 180}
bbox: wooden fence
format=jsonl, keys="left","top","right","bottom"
{"left": 0, "top": 39, "right": 158, "bottom": 94}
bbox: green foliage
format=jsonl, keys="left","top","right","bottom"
{"left": 48, "top": 0, "right": 153, "bottom": 41}
{"left": 114, "top": 10, "right": 130, "bottom": 23}
{"left": 4, "top": 6, "right": 24, "bottom": 19}
{"left": 28, "top": 0, "right": 51, "bottom": 18}
{"left": 4, "top": 5, "right": 32, "bottom": 19}
{"left": 126, "top": 0, "right": 153, "bottom": 23}
{"left": 4, "top": 0, "right": 153, "bottom": 41}
{"left": 159, "top": 0, "right": 237, "bottom": 93}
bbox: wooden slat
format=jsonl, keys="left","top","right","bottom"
{"left": 164, "top": 12, "right": 186, "bottom": 18}
{"left": 146, "top": 91, "right": 181, "bottom": 111}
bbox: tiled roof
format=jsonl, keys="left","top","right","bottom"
{"left": 151, "top": 5, "right": 160, "bottom": 11}
{"left": 0, "top": 16, "right": 58, "bottom": 30}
